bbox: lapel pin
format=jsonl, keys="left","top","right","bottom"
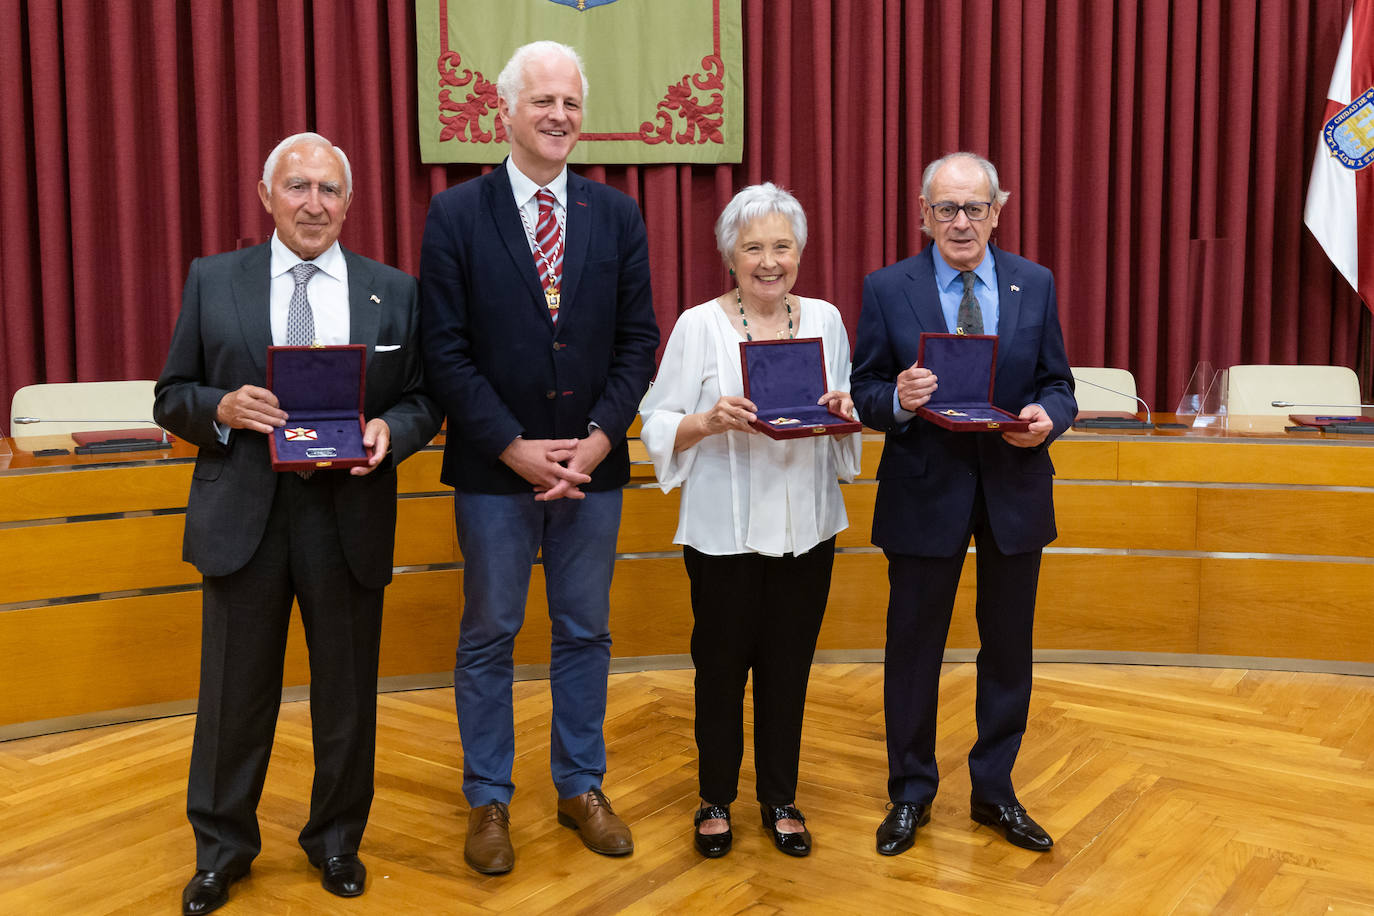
{"left": 1010, "top": 285, "right": 1020, "bottom": 292}
{"left": 370, "top": 294, "right": 381, "bottom": 303}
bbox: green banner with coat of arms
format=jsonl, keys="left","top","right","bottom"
{"left": 416, "top": 0, "right": 743, "bottom": 164}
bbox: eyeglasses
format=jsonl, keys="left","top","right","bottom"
{"left": 928, "top": 201, "right": 993, "bottom": 222}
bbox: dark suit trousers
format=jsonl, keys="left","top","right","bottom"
{"left": 187, "top": 472, "right": 384, "bottom": 874}
{"left": 684, "top": 537, "right": 834, "bottom": 807}
{"left": 883, "top": 486, "right": 1041, "bottom": 808}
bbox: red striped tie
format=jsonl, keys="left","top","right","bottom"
{"left": 534, "top": 188, "right": 563, "bottom": 322}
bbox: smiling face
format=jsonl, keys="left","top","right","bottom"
{"left": 256, "top": 142, "right": 351, "bottom": 260}
{"left": 499, "top": 52, "right": 584, "bottom": 186}
{"left": 730, "top": 212, "right": 801, "bottom": 309}
{"left": 920, "top": 157, "right": 1001, "bottom": 271}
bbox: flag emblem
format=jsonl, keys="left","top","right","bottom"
{"left": 1321, "top": 86, "right": 1374, "bottom": 170}
{"left": 285, "top": 427, "right": 318, "bottom": 441}
{"left": 546, "top": 0, "right": 619, "bottom": 9}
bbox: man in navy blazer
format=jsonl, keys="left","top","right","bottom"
{"left": 156, "top": 133, "right": 441, "bottom": 914}
{"left": 419, "top": 41, "right": 658, "bottom": 875}
{"left": 851, "top": 152, "right": 1076, "bottom": 857}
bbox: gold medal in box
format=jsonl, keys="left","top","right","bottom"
{"left": 739, "top": 338, "right": 861, "bottom": 440}
{"left": 914, "top": 332, "right": 1032, "bottom": 432}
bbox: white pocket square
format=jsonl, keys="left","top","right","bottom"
{"left": 374, "top": 344, "right": 401, "bottom": 352}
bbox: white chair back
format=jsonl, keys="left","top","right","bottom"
{"left": 1226, "top": 365, "right": 1362, "bottom": 416}
{"left": 1070, "top": 367, "right": 1140, "bottom": 413}
{"left": 10, "top": 380, "right": 158, "bottom": 436}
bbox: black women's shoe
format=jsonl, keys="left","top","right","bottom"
{"left": 694, "top": 804, "right": 732, "bottom": 858}
{"left": 760, "top": 804, "right": 812, "bottom": 857}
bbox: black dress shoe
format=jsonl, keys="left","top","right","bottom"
{"left": 181, "top": 870, "right": 240, "bottom": 916}
{"left": 315, "top": 853, "right": 367, "bottom": 897}
{"left": 693, "top": 804, "right": 732, "bottom": 858}
{"left": 760, "top": 804, "right": 811, "bottom": 857}
{"left": 970, "top": 799, "right": 1054, "bottom": 851}
{"left": 876, "top": 802, "right": 931, "bottom": 856}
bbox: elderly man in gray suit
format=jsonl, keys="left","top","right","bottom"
{"left": 155, "top": 132, "right": 441, "bottom": 916}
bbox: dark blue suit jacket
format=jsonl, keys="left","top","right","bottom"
{"left": 850, "top": 244, "right": 1076, "bottom": 557}
{"left": 419, "top": 164, "right": 659, "bottom": 494}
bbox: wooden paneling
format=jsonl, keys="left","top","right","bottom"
{"left": 4, "top": 514, "right": 197, "bottom": 604}
{"left": 1048, "top": 438, "right": 1119, "bottom": 480}
{"left": 393, "top": 496, "right": 458, "bottom": 566}
{"left": 1053, "top": 484, "right": 1197, "bottom": 550}
{"left": 395, "top": 448, "right": 446, "bottom": 494}
{"left": 0, "top": 461, "right": 194, "bottom": 523}
{"left": 1035, "top": 555, "right": 1200, "bottom": 653}
{"left": 1118, "top": 441, "right": 1374, "bottom": 487}
{"left": 1197, "top": 489, "right": 1374, "bottom": 557}
{"left": 618, "top": 486, "right": 681, "bottom": 553}
{"left": 1199, "top": 559, "right": 1374, "bottom": 662}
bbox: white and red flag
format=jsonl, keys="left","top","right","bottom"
{"left": 1305, "top": 0, "right": 1374, "bottom": 311}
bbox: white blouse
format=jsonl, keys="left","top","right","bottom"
{"left": 639, "top": 296, "right": 862, "bottom": 557}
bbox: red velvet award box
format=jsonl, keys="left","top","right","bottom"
{"left": 739, "top": 337, "right": 861, "bottom": 439}
{"left": 266, "top": 344, "right": 369, "bottom": 471}
{"left": 915, "top": 332, "right": 1031, "bottom": 432}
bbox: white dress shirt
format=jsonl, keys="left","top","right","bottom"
{"left": 640, "top": 297, "right": 862, "bottom": 557}
{"left": 268, "top": 233, "right": 350, "bottom": 345}
{"left": 505, "top": 157, "right": 568, "bottom": 254}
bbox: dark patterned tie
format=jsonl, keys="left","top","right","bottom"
{"left": 533, "top": 188, "right": 563, "bottom": 322}
{"left": 286, "top": 262, "right": 319, "bottom": 346}
{"left": 957, "top": 270, "right": 983, "bottom": 335}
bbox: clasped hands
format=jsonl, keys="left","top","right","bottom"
{"left": 500, "top": 428, "right": 612, "bottom": 501}
{"left": 216, "top": 384, "right": 391, "bottom": 476}
{"left": 896, "top": 363, "right": 1052, "bottom": 447}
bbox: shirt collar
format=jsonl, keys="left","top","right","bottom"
{"left": 932, "top": 244, "right": 997, "bottom": 292}
{"left": 505, "top": 156, "right": 569, "bottom": 209}
{"left": 269, "top": 233, "right": 345, "bottom": 281}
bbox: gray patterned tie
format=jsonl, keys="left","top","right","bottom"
{"left": 957, "top": 270, "right": 983, "bottom": 335}
{"left": 286, "top": 262, "right": 319, "bottom": 346}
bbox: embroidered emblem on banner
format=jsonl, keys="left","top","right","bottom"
{"left": 284, "top": 427, "right": 318, "bottom": 441}
{"left": 1322, "top": 86, "right": 1374, "bottom": 170}
{"left": 546, "top": 0, "right": 619, "bottom": 9}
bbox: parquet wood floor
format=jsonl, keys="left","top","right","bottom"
{"left": 3, "top": 663, "right": 1373, "bottom": 914}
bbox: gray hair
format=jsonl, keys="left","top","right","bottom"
{"left": 714, "top": 182, "right": 808, "bottom": 264}
{"left": 920, "top": 152, "right": 1010, "bottom": 207}
{"left": 261, "top": 132, "right": 353, "bottom": 197}
{"left": 497, "top": 41, "right": 589, "bottom": 111}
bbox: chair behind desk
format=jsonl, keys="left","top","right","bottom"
{"left": 1226, "top": 365, "right": 1362, "bottom": 416}
{"left": 10, "top": 380, "right": 158, "bottom": 437}
{"left": 1071, "top": 367, "right": 1140, "bottom": 414}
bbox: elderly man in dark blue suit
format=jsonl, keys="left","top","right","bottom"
{"left": 419, "top": 41, "right": 659, "bottom": 875}
{"left": 851, "top": 152, "right": 1075, "bottom": 856}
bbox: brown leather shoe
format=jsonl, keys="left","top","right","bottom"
{"left": 464, "top": 801, "right": 514, "bottom": 875}
{"left": 556, "top": 787, "right": 634, "bottom": 856}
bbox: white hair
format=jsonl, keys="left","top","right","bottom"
{"left": 496, "top": 41, "right": 589, "bottom": 111}
{"left": 261, "top": 132, "right": 353, "bottom": 196}
{"left": 714, "top": 182, "right": 808, "bottom": 265}
{"left": 920, "top": 152, "right": 1011, "bottom": 207}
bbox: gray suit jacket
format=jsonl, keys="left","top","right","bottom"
{"left": 154, "top": 243, "right": 442, "bottom": 587}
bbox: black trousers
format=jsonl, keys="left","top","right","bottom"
{"left": 683, "top": 536, "right": 835, "bottom": 807}
{"left": 883, "top": 487, "right": 1041, "bottom": 807}
{"left": 187, "top": 472, "right": 384, "bottom": 874}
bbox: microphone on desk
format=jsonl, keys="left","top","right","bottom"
{"left": 1269, "top": 401, "right": 1374, "bottom": 409}
{"left": 12, "top": 416, "right": 171, "bottom": 452}
{"left": 1070, "top": 375, "right": 1154, "bottom": 429}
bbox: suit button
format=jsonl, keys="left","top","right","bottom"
{"left": 546, "top": 390, "right": 556, "bottom": 400}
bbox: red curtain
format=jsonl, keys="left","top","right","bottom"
{"left": 0, "top": 0, "right": 1364, "bottom": 424}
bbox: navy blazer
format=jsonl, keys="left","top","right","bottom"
{"left": 850, "top": 244, "right": 1076, "bottom": 556}
{"left": 419, "top": 164, "right": 659, "bottom": 494}
{"left": 154, "top": 243, "right": 442, "bottom": 585}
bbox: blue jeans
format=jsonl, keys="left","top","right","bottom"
{"left": 452, "top": 488, "right": 622, "bottom": 805}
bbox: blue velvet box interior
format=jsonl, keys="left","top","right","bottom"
{"left": 740, "top": 338, "right": 860, "bottom": 438}
{"left": 916, "top": 333, "right": 1029, "bottom": 431}
{"left": 266, "top": 345, "right": 368, "bottom": 469}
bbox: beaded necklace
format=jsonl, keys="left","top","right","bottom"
{"left": 736, "top": 289, "right": 794, "bottom": 341}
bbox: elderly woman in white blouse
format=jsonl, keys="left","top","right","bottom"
{"left": 640, "top": 183, "right": 861, "bottom": 859}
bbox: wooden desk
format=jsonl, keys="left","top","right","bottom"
{"left": 3, "top": 416, "right": 1372, "bottom": 738}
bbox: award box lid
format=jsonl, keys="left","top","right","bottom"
{"left": 914, "top": 332, "right": 1030, "bottom": 432}
{"left": 740, "top": 337, "right": 860, "bottom": 439}
{"left": 265, "top": 344, "right": 369, "bottom": 470}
